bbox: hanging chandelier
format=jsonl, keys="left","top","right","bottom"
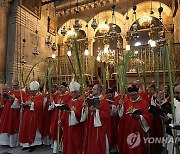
{"left": 98, "top": 21, "right": 109, "bottom": 34}
{"left": 139, "top": 16, "right": 152, "bottom": 28}
{"left": 91, "top": 18, "right": 98, "bottom": 31}
{"left": 61, "top": 26, "right": 67, "bottom": 36}
{"left": 131, "top": 23, "right": 139, "bottom": 39}
{"left": 73, "top": 18, "right": 82, "bottom": 31}
{"left": 51, "top": 43, "right": 57, "bottom": 51}
{"left": 66, "top": 28, "right": 77, "bottom": 39}
{"left": 97, "top": 44, "right": 115, "bottom": 63}
{"left": 109, "top": 24, "right": 117, "bottom": 38}
{"left": 109, "top": 4, "right": 117, "bottom": 38}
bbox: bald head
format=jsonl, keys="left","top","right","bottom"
{"left": 133, "top": 80, "right": 141, "bottom": 89}
{"left": 3, "top": 84, "right": 10, "bottom": 94}
{"left": 174, "top": 84, "right": 180, "bottom": 101}
{"left": 92, "top": 84, "right": 103, "bottom": 97}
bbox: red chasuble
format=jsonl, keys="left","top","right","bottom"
{"left": 0, "top": 91, "right": 26, "bottom": 135}
{"left": 50, "top": 92, "right": 72, "bottom": 141}
{"left": 61, "top": 98, "right": 84, "bottom": 154}
{"left": 83, "top": 98, "right": 111, "bottom": 154}
{"left": 117, "top": 98, "right": 153, "bottom": 154}
{"left": 0, "top": 93, "right": 4, "bottom": 119}
{"left": 19, "top": 93, "right": 43, "bottom": 144}
{"left": 43, "top": 92, "right": 60, "bottom": 138}
{"left": 110, "top": 94, "right": 121, "bottom": 149}
{"left": 139, "top": 91, "right": 149, "bottom": 102}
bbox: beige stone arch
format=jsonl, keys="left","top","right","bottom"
{"left": 88, "top": 10, "right": 126, "bottom": 37}
{"left": 87, "top": 11, "right": 126, "bottom": 53}
{"left": 124, "top": 1, "right": 173, "bottom": 31}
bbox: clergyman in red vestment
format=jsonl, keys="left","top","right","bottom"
{"left": 82, "top": 84, "right": 111, "bottom": 154}
{"left": 0, "top": 82, "right": 26, "bottom": 147}
{"left": 61, "top": 81, "right": 84, "bottom": 154}
{"left": 19, "top": 81, "right": 43, "bottom": 152}
{"left": 117, "top": 86, "right": 153, "bottom": 154}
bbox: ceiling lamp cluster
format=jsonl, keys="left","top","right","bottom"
{"left": 98, "top": 21, "right": 110, "bottom": 34}
{"left": 138, "top": 16, "right": 152, "bottom": 28}
{"left": 131, "top": 0, "right": 139, "bottom": 40}
{"left": 91, "top": 0, "right": 98, "bottom": 31}
{"left": 60, "top": 0, "right": 81, "bottom": 38}
{"left": 109, "top": 4, "right": 117, "bottom": 38}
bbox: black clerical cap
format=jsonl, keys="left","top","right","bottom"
{"left": 131, "top": 85, "right": 139, "bottom": 92}
{"left": 61, "top": 82, "right": 68, "bottom": 87}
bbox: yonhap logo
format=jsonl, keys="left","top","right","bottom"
{"left": 127, "top": 132, "right": 141, "bottom": 148}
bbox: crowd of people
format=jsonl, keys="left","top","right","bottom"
{"left": 0, "top": 79, "right": 180, "bottom": 154}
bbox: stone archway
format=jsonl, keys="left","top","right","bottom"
{"left": 124, "top": 1, "right": 173, "bottom": 32}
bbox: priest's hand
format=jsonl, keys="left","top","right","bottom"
{"left": 90, "top": 106, "right": 96, "bottom": 112}
{"left": 160, "top": 114, "right": 170, "bottom": 122}
{"left": 118, "top": 98, "right": 123, "bottom": 105}
{"left": 24, "top": 101, "right": 32, "bottom": 105}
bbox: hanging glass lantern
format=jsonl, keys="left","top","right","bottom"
{"left": 91, "top": 18, "right": 98, "bottom": 31}
{"left": 98, "top": 21, "right": 109, "bottom": 34}
{"left": 66, "top": 28, "right": 77, "bottom": 39}
{"left": 20, "top": 56, "right": 26, "bottom": 65}
{"left": 51, "top": 43, "right": 57, "bottom": 51}
{"left": 149, "top": 24, "right": 155, "bottom": 39}
{"left": 32, "top": 48, "right": 39, "bottom": 56}
{"left": 132, "top": 5, "right": 137, "bottom": 14}
{"left": 73, "top": 18, "right": 82, "bottom": 31}
{"left": 61, "top": 26, "right": 67, "bottom": 36}
{"left": 45, "top": 35, "right": 52, "bottom": 46}
{"left": 109, "top": 24, "right": 117, "bottom": 38}
{"left": 131, "top": 23, "right": 139, "bottom": 39}
{"left": 125, "top": 31, "right": 131, "bottom": 41}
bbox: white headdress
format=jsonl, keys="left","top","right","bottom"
{"left": 69, "top": 81, "right": 81, "bottom": 92}
{"left": 30, "top": 81, "right": 40, "bottom": 91}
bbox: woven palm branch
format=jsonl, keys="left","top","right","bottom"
{"left": 24, "top": 59, "right": 45, "bottom": 85}
{"left": 73, "top": 39, "right": 84, "bottom": 96}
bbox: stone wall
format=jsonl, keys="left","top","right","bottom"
{"left": 174, "top": 7, "right": 180, "bottom": 43}
{"left": 0, "top": 0, "right": 9, "bottom": 84}
{"left": 6, "top": 0, "right": 57, "bottom": 85}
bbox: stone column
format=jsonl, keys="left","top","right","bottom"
{"left": 0, "top": 0, "right": 10, "bottom": 85}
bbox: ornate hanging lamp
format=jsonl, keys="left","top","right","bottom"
{"left": 131, "top": 0, "right": 139, "bottom": 39}
{"left": 73, "top": 18, "right": 82, "bottom": 31}
{"left": 91, "top": 0, "right": 98, "bottom": 31}
{"left": 109, "top": 4, "right": 117, "bottom": 38}
{"left": 61, "top": 26, "right": 67, "bottom": 36}
{"left": 150, "top": 0, "right": 154, "bottom": 15}
{"left": 73, "top": 0, "right": 82, "bottom": 31}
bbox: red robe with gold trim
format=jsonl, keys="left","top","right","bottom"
{"left": 43, "top": 92, "right": 60, "bottom": 138}
{"left": 50, "top": 92, "right": 72, "bottom": 141}
{"left": 61, "top": 98, "right": 84, "bottom": 154}
{"left": 0, "top": 91, "right": 26, "bottom": 135}
{"left": 109, "top": 94, "right": 121, "bottom": 149}
{"left": 83, "top": 98, "right": 111, "bottom": 154}
{"left": 19, "top": 93, "right": 43, "bottom": 144}
{"left": 117, "top": 98, "right": 153, "bottom": 154}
